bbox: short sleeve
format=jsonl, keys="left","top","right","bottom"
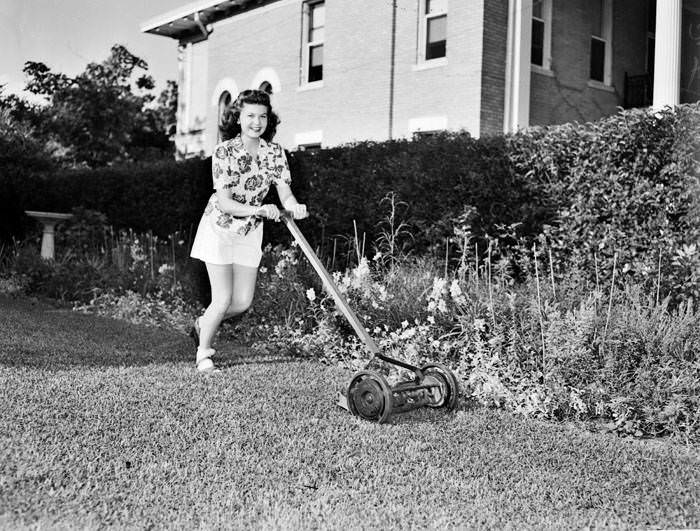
{"left": 212, "top": 144, "right": 231, "bottom": 190}
{"left": 272, "top": 144, "right": 292, "bottom": 186}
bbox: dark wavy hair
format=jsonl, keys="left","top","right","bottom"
{"left": 219, "top": 89, "right": 280, "bottom": 142}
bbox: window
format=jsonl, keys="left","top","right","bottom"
{"left": 303, "top": 1, "right": 324, "bottom": 84}
{"left": 590, "top": 0, "right": 612, "bottom": 84}
{"left": 297, "top": 143, "right": 321, "bottom": 152}
{"left": 294, "top": 130, "right": 323, "bottom": 149}
{"left": 217, "top": 91, "right": 231, "bottom": 142}
{"left": 531, "top": 0, "right": 551, "bottom": 69}
{"left": 424, "top": 0, "right": 447, "bottom": 60}
{"left": 412, "top": 131, "right": 439, "bottom": 140}
{"left": 647, "top": 0, "right": 656, "bottom": 77}
{"left": 408, "top": 115, "right": 447, "bottom": 135}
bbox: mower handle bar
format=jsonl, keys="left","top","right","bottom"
{"left": 277, "top": 210, "right": 420, "bottom": 372}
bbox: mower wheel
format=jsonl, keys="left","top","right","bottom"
{"left": 346, "top": 371, "right": 394, "bottom": 423}
{"left": 421, "top": 363, "right": 460, "bottom": 410}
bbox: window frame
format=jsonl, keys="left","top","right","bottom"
{"left": 418, "top": 0, "right": 448, "bottom": 65}
{"left": 530, "top": 0, "right": 552, "bottom": 72}
{"left": 646, "top": 0, "right": 656, "bottom": 78}
{"left": 216, "top": 91, "right": 232, "bottom": 143}
{"left": 589, "top": 0, "right": 613, "bottom": 85}
{"left": 301, "top": 0, "right": 325, "bottom": 87}
{"left": 297, "top": 143, "right": 322, "bottom": 152}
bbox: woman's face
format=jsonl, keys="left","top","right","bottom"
{"left": 238, "top": 103, "right": 268, "bottom": 140}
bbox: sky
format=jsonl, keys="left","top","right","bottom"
{"left": 0, "top": 0, "right": 188, "bottom": 101}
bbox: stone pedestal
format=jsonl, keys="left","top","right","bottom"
{"left": 24, "top": 211, "right": 73, "bottom": 260}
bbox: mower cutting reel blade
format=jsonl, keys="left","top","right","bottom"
{"left": 421, "top": 363, "right": 460, "bottom": 409}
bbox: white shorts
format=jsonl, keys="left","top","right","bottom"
{"left": 190, "top": 215, "right": 263, "bottom": 267}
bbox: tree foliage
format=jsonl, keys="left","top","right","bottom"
{"left": 10, "top": 44, "right": 176, "bottom": 167}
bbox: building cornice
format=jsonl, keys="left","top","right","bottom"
{"left": 141, "top": 0, "right": 279, "bottom": 42}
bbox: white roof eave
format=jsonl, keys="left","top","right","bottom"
{"left": 140, "top": 0, "right": 250, "bottom": 38}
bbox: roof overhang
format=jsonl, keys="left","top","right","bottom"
{"left": 141, "top": 0, "right": 265, "bottom": 43}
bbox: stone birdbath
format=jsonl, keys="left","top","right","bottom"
{"left": 24, "top": 210, "right": 73, "bottom": 260}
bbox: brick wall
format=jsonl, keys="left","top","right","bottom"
{"left": 174, "top": 0, "right": 659, "bottom": 155}
{"left": 391, "top": 0, "right": 485, "bottom": 139}
{"left": 480, "top": 0, "right": 509, "bottom": 135}
{"left": 530, "top": 0, "right": 648, "bottom": 126}
{"left": 193, "top": 0, "right": 487, "bottom": 152}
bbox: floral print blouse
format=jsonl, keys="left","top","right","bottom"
{"left": 203, "top": 134, "right": 292, "bottom": 235}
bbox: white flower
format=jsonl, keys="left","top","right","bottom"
{"left": 306, "top": 288, "right": 316, "bottom": 302}
{"left": 401, "top": 320, "right": 409, "bottom": 329}
{"left": 373, "top": 252, "right": 382, "bottom": 261}
{"left": 400, "top": 327, "right": 416, "bottom": 340}
{"left": 427, "top": 315, "right": 435, "bottom": 324}
{"left": 351, "top": 257, "right": 371, "bottom": 290}
{"left": 474, "top": 318, "right": 486, "bottom": 332}
{"left": 158, "top": 264, "right": 174, "bottom": 275}
{"left": 437, "top": 299, "right": 447, "bottom": 313}
{"left": 450, "top": 279, "right": 462, "bottom": 299}
{"left": 260, "top": 266, "right": 268, "bottom": 274}
{"left": 431, "top": 277, "right": 447, "bottom": 296}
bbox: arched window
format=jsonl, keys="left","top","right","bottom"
{"left": 217, "top": 91, "right": 232, "bottom": 141}
{"left": 259, "top": 81, "right": 273, "bottom": 95}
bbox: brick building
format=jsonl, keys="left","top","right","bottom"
{"left": 142, "top": 0, "right": 700, "bottom": 157}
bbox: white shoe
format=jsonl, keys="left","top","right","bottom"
{"left": 196, "top": 348, "right": 217, "bottom": 372}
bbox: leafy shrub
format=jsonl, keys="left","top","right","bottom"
{"left": 510, "top": 103, "right": 700, "bottom": 301}
{"left": 2, "top": 131, "right": 542, "bottom": 261}
{"left": 5, "top": 104, "right": 699, "bottom": 303}
{"left": 280, "top": 132, "right": 543, "bottom": 260}
{"left": 0, "top": 109, "right": 57, "bottom": 243}
{"left": 4, "top": 211, "right": 199, "bottom": 305}
{"left": 74, "top": 289, "right": 196, "bottom": 333}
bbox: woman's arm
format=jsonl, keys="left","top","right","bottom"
{"left": 214, "top": 189, "right": 259, "bottom": 217}
{"left": 215, "top": 189, "right": 279, "bottom": 219}
{"left": 276, "top": 182, "right": 308, "bottom": 219}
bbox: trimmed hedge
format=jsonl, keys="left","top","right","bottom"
{"left": 508, "top": 103, "right": 700, "bottom": 292}
{"left": 5, "top": 133, "right": 545, "bottom": 258}
{"left": 0, "top": 119, "right": 57, "bottom": 244}
{"left": 15, "top": 157, "right": 212, "bottom": 239}
{"left": 275, "top": 132, "right": 546, "bottom": 258}
{"left": 4, "top": 103, "right": 699, "bottom": 290}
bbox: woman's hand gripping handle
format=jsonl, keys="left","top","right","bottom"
{"left": 256, "top": 204, "right": 308, "bottom": 221}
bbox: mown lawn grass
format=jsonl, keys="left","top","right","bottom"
{"left": 1, "top": 294, "right": 698, "bottom": 530}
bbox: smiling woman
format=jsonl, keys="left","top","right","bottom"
{"left": 188, "top": 88, "right": 309, "bottom": 373}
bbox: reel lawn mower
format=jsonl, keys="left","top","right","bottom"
{"left": 280, "top": 211, "right": 460, "bottom": 424}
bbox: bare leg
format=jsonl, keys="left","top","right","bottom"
{"left": 199, "top": 263, "right": 258, "bottom": 350}
{"left": 223, "top": 263, "right": 258, "bottom": 320}
{"left": 198, "top": 263, "right": 234, "bottom": 350}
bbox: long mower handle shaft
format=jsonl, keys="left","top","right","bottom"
{"left": 279, "top": 211, "right": 422, "bottom": 372}
{"left": 279, "top": 211, "right": 381, "bottom": 356}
